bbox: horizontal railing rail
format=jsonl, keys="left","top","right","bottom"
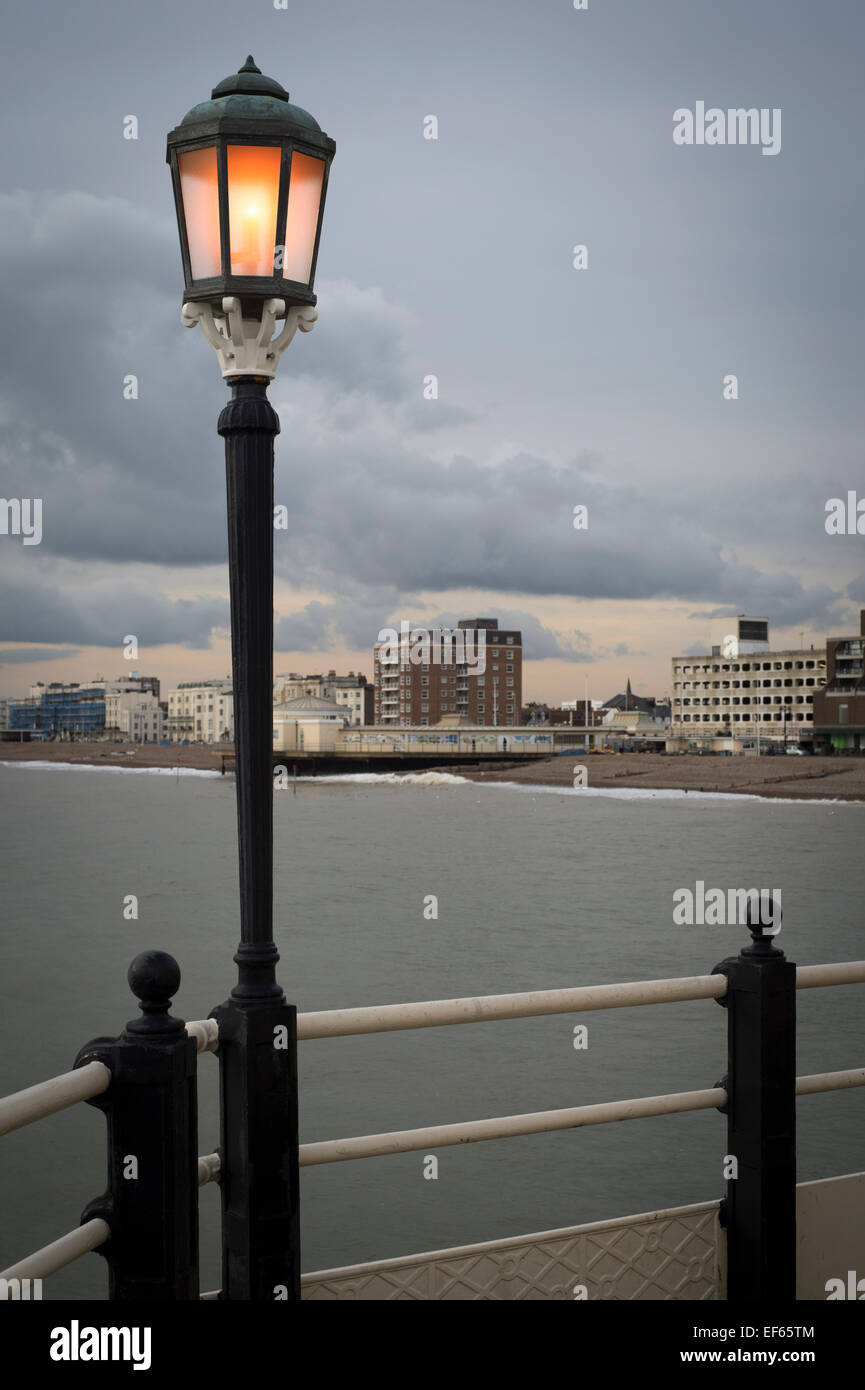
{"left": 298, "top": 1068, "right": 865, "bottom": 1166}
{"left": 0, "top": 1218, "right": 110, "bottom": 1286}
{"left": 0, "top": 1021, "right": 219, "bottom": 1139}
{"left": 294, "top": 960, "right": 865, "bottom": 1042}
{"left": 0, "top": 1061, "right": 110, "bottom": 1139}
{"left": 0, "top": 1152, "right": 220, "bottom": 1293}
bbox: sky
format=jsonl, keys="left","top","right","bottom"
{"left": 1, "top": 0, "right": 863, "bottom": 706}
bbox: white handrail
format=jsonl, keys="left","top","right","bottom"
{"left": 296, "top": 975, "right": 728, "bottom": 1040}
{"left": 0, "top": 1061, "right": 110, "bottom": 1138}
{"left": 198, "top": 1152, "right": 220, "bottom": 1187}
{"left": 186, "top": 1019, "right": 219, "bottom": 1054}
{"left": 299, "top": 1086, "right": 728, "bottom": 1165}
{"left": 299, "top": 1067, "right": 865, "bottom": 1166}
{"left": 796, "top": 1067, "right": 865, "bottom": 1095}
{"left": 0, "top": 1218, "right": 110, "bottom": 1285}
{"left": 294, "top": 961, "right": 865, "bottom": 1042}
{"left": 796, "top": 962, "right": 865, "bottom": 989}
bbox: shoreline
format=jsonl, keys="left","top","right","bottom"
{"left": 446, "top": 752, "right": 865, "bottom": 803}
{"left": 2, "top": 742, "right": 865, "bottom": 802}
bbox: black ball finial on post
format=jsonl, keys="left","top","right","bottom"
{"left": 125, "top": 950, "right": 184, "bottom": 1036}
{"left": 743, "top": 893, "right": 783, "bottom": 954}
{"left": 75, "top": 953, "right": 199, "bottom": 1299}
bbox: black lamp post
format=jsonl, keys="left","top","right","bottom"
{"left": 166, "top": 58, "right": 335, "bottom": 1301}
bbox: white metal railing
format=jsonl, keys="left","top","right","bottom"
{"left": 0, "top": 1020, "right": 218, "bottom": 1139}
{"left": 299, "top": 1086, "right": 727, "bottom": 1165}
{"left": 186, "top": 1018, "right": 219, "bottom": 1054}
{"left": 0, "top": 1151, "right": 219, "bottom": 1291}
{"left": 292, "top": 961, "right": 865, "bottom": 1042}
{"left": 0, "top": 1218, "right": 110, "bottom": 1285}
{"left": 2, "top": 962, "right": 862, "bottom": 1292}
{"left": 198, "top": 1153, "right": 220, "bottom": 1186}
{"left": 298, "top": 1068, "right": 865, "bottom": 1167}
{"left": 0, "top": 1061, "right": 110, "bottom": 1139}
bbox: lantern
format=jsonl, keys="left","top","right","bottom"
{"left": 166, "top": 57, "right": 335, "bottom": 377}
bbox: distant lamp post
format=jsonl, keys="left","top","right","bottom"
{"left": 166, "top": 58, "right": 335, "bottom": 1302}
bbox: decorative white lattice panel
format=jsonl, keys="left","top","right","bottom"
{"left": 301, "top": 1201, "right": 722, "bottom": 1301}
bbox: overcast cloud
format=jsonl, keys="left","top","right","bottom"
{"left": 1, "top": 0, "right": 863, "bottom": 692}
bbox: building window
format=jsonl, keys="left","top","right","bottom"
{"left": 839, "top": 704, "right": 849, "bottom": 724}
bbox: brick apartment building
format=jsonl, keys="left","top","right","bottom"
{"left": 374, "top": 618, "right": 523, "bottom": 726}
{"left": 812, "top": 609, "right": 865, "bottom": 752}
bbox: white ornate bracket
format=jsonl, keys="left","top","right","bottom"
{"left": 182, "top": 296, "right": 317, "bottom": 379}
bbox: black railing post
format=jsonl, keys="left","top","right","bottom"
{"left": 712, "top": 899, "right": 796, "bottom": 1301}
{"left": 210, "top": 380, "right": 300, "bottom": 1302}
{"left": 75, "top": 951, "right": 199, "bottom": 1300}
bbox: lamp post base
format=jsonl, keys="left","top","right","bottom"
{"left": 210, "top": 996, "right": 300, "bottom": 1301}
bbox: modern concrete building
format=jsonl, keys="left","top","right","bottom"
{"left": 374, "top": 618, "right": 522, "bottom": 727}
{"left": 166, "top": 679, "right": 234, "bottom": 743}
{"left": 671, "top": 620, "right": 825, "bottom": 746}
{"left": 812, "top": 609, "right": 865, "bottom": 753}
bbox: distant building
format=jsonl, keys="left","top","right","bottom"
{"left": 105, "top": 691, "right": 164, "bottom": 742}
{"left": 6, "top": 676, "right": 160, "bottom": 740}
{"left": 812, "top": 609, "right": 865, "bottom": 753}
{"left": 272, "top": 694, "right": 347, "bottom": 753}
{"left": 374, "top": 618, "right": 522, "bottom": 726}
{"left": 274, "top": 670, "right": 369, "bottom": 726}
{"left": 166, "top": 679, "right": 233, "bottom": 743}
{"left": 558, "top": 699, "right": 602, "bottom": 726}
{"left": 601, "top": 680, "right": 666, "bottom": 720}
{"left": 671, "top": 621, "right": 825, "bottom": 743}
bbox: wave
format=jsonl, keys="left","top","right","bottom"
{"left": 472, "top": 781, "right": 862, "bottom": 806}
{"left": 292, "top": 770, "right": 860, "bottom": 805}
{"left": 0, "top": 760, "right": 222, "bottom": 779}
{"left": 3, "top": 762, "right": 857, "bottom": 805}
{"left": 295, "top": 770, "right": 472, "bottom": 787}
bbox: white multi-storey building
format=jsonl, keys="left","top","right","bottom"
{"left": 166, "top": 679, "right": 234, "bottom": 744}
{"left": 104, "top": 691, "right": 164, "bottom": 742}
{"left": 671, "top": 618, "right": 826, "bottom": 743}
{"left": 274, "top": 670, "right": 368, "bottom": 726}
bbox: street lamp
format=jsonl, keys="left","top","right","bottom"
{"left": 166, "top": 55, "right": 334, "bottom": 377}
{"left": 166, "top": 58, "right": 335, "bottom": 1302}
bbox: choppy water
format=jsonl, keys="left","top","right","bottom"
{"left": 1, "top": 762, "right": 863, "bottom": 1298}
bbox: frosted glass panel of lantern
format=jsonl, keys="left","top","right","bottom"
{"left": 227, "top": 145, "right": 282, "bottom": 277}
{"left": 178, "top": 147, "right": 221, "bottom": 280}
{"left": 283, "top": 152, "right": 325, "bottom": 283}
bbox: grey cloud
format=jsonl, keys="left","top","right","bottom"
{"left": 276, "top": 594, "right": 594, "bottom": 664}
{"left": 0, "top": 566, "right": 228, "bottom": 649}
{"left": 0, "top": 646, "right": 82, "bottom": 665}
